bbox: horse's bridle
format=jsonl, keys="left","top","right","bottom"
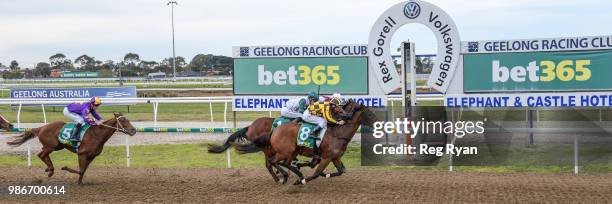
{"left": 99, "top": 116, "right": 131, "bottom": 134}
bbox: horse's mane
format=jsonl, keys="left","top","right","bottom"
{"left": 344, "top": 100, "right": 378, "bottom": 127}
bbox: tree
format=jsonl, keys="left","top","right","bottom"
{"left": 2, "top": 70, "right": 23, "bottom": 79}
{"left": 49, "top": 53, "right": 66, "bottom": 68}
{"left": 188, "top": 54, "right": 233, "bottom": 74}
{"left": 121, "top": 53, "right": 142, "bottom": 76}
{"left": 9, "top": 60, "right": 19, "bottom": 70}
{"left": 161, "top": 57, "right": 186, "bottom": 74}
{"left": 34, "top": 62, "right": 51, "bottom": 77}
{"left": 123, "top": 53, "right": 140, "bottom": 65}
{"left": 139, "top": 60, "right": 158, "bottom": 69}
{"left": 49, "top": 53, "right": 72, "bottom": 70}
{"left": 189, "top": 54, "right": 212, "bottom": 72}
{"left": 75, "top": 54, "right": 95, "bottom": 69}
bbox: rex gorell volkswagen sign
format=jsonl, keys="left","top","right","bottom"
{"left": 368, "top": 0, "right": 461, "bottom": 94}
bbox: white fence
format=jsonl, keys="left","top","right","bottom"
{"left": 0, "top": 94, "right": 443, "bottom": 128}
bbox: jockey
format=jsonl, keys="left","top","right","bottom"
{"left": 281, "top": 92, "right": 320, "bottom": 119}
{"left": 63, "top": 96, "right": 103, "bottom": 142}
{"left": 303, "top": 96, "right": 345, "bottom": 141}
{"left": 303, "top": 96, "right": 345, "bottom": 162}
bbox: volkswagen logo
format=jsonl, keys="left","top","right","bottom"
{"left": 404, "top": 2, "right": 421, "bottom": 19}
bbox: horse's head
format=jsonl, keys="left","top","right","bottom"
{"left": 113, "top": 112, "right": 137, "bottom": 136}
{"left": 342, "top": 99, "right": 378, "bottom": 127}
{"left": 0, "top": 114, "right": 14, "bottom": 132}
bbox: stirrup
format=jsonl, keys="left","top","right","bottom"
{"left": 70, "top": 125, "right": 81, "bottom": 142}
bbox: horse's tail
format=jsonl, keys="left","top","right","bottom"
{"left": 235, "top": 132, "right": 271, "bottom": 154}
{"left": 6, "top": 129, "right": 37, "bottom": 147}
{"left": 207, "top": 127, "right": 249, "bottom": 153}
{"left": 236, "top": 132, "right": 272, "bottom": 154}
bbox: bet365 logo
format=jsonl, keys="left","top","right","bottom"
{"left": 258, "top": 65, "right": 340, "bottom": 86}
{"left": 492, "top": 60, "right": 592, "bottom": 83}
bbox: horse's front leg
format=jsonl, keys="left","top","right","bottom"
{"left": 77, "top": 154, "right": 94, "bottom": 185}
{"left": 304, "top": 158, "right": 331, "bottom": 183}
{"left": 328, "top": 159, "right": 346, "bottom": 178}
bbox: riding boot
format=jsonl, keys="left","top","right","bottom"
{"left": 70, "top": 123, "right": 82, "bottom": 142}
{"left": 311, "top": 126, "right": 322, "bottom": 135}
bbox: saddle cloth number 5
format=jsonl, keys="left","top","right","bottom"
{"left": 63, "top": 128, "right": 73, "bottom": 139}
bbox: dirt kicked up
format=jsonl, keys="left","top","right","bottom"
{"left": 1, "top": 167, "right": 612, "bottom": 203}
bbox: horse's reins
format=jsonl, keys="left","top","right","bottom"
{"left": 98, "top": 116, "right": 130, "bottom": 134}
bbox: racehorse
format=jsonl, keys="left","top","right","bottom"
{"left": 6, "top": 112, "right": 137, "bottom": 184}
{"left": 248, "top": 100, "right": 377, "bottom": 185}
{"left": 0, "top": 114, "right": 14, "bottom": 131}
{"left": 207, "top": 117, "right": 288, "bottom": 182}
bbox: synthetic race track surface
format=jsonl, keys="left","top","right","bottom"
{"left": 1, "top": 167, "right": 612, "bottom": 203}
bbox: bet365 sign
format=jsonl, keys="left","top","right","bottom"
{"left": 463, "top": 50, "right": 612, "bottom": 92}
{"left": 233, "top": 57, "right": 368, "bottom": 95}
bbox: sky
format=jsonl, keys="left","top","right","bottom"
{"left": 1, "top": 0, "right": 612, "bottom": 67}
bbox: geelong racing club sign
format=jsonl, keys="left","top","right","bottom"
{"left": 368, "top": 0, "right": 461, "bottom": 93}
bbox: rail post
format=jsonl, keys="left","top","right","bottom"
{"left": 449, "top": 110, "right": 455, "bottom": 172}
{"left": 227, "top": 149, "right": 232, "bottom": 168}
{"left": 17, "top": 103, "right": 31, "bottom": 167}
{"left": 153, "top": 102, "right": 159, "bottom": 127}
{"left": 41, "top": 104, "right": 47, "bottom": 123}
{"left": 223, "top": 101, "right": 228, "bottom": 127}
{"left": 125, "top": 134, "right": 131, "bottom": 168}
{"left": 233, "top": 111, "right": 237, "bottom": 128}
{"left": 527, "top": 110, "right": 534, "bottom": 145}
{"left": 390, "top": 100, "right": 395, "bottom": 120}
{"left": 209, "top": 102, "right": 213, "bottom": 123}
{"left": 574, "top": 135, "right": 579, "bottom": 174}
{"left": 599, "top": 109, "right": 602, "bottom": 122}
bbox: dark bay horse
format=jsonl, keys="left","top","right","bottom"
{"left": 6, "top": 112, "right": 137, "bottom": 184}
{"left": 207, "top": 117, "right": 287, "bottom": 182}
{"left": 0, "top": 114, "right": 15, "bottom": 131}
{"left": 250, "top": 100, "right": 377, "bottom": 185}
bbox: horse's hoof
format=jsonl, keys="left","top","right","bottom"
{"left": 47, "top": 171, "right": 54, "bottom": 178}
{"left": 61, "top": 167, "right": 68, "bottom": 170}
{"left": 293, "top": 179, "right": 306, "bottom": 185}
{"left": 325, "top": 174, "right": 331, "bottom": 178}
{"left": 277, "top": 178, "right": 284, "bottom": 184}
{"left": 282, "top": 177, "right": 288, "bottom": 184}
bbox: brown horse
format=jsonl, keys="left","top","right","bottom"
{"left": 0, "top": 114, "right": 15, "bottom": 131}
{"left": 207, "top": 117, "right": 284, "bottom": 182}
{"left": 6, "top": 112, "right": 137, "bottom": 184}
{"left": 252, "top": 100, "right": 377, "bottom": 185}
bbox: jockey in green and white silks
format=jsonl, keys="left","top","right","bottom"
{"left": 280, "top": 92, "right": 321, "bottom": 119}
